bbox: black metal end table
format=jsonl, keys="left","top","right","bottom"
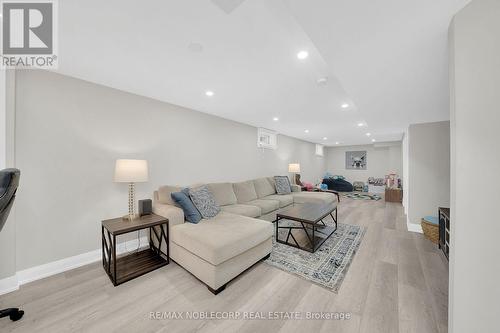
{"left": 101, "top": 214, "right": 169, "bottom": 286}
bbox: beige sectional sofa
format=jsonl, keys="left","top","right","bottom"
{"left": 152, "top": 177, "right": 337, "bottom": 294}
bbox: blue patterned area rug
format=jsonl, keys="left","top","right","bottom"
{"left": 265, "top": 221, "right": 365, "bottom": 293}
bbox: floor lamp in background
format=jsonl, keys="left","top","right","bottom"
{"left": 114, "top": 159, "right": 149, "bottom": 220}
{"left": 288, "top": 163, "right": 301, "bottom": 185}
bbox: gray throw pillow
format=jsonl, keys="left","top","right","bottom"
{"left": 188, "top": 185, "right": 221, "bottom": 219}
{"left": 274, "top": 176, "right": 292, "bottom": 195}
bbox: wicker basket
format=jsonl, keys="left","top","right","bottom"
{"left": 421, "top": 218, "right": 439, "bottom": 244}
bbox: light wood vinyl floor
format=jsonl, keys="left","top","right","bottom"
{"left": 0, "top": 198, "right": 448, "bottom": 333}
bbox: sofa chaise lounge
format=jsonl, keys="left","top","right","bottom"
{"left": 152, "top": 177, "right": 337, "bottom": 294}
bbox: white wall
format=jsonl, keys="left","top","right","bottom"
{"left": 449, "top": 1, "right": 500, "bottom": 332}
{"left": 402, "top": 129, "right": 409, "bottom": 213}
{"left": 325, "top": 143, "right": 402, "bottom": 184}
{"left": 11, "top": 70, "right": 326, "bottom": 271}
{"left": 0, "top": 70, "right": 17, "bottom": 281}
{"left": 407, "top": 121, "right": 450, "bottom": 225}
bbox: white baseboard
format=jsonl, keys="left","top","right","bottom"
{"left": 0, "top": 275, "right": 19, "bottom": 295}
{"left": 0, "top": 236, "right": 148, "bottom": 296}
{"left": 407, "top": 217, "right": 423, "bottom": 233}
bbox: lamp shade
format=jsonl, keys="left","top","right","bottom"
{"left": 114, "top": 159, "right": 149, "bottom": 183}
{"left": 288, "top": 163, "right": 301, "bottom": 173}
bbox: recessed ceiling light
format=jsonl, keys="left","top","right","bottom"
{"left": 273, "top": 117, "right": 279, "bottom": 121}
{"left": 371, "top": 138, "right": 376, "bottom": 142}
{"left": 205, "top": 90, "right": 214, "bottom": 97}
{"left": 317, "top": 77, "right": 328, "bottom": 85}
{"left": 323, "top": 137, "right": 328, "bottom": 140}
{"left": 341, "top": 103, "right": 349, "bottom": 109}
{"left": 304, "top": 129, "right": 309, "bottom": 133}
{"left": 366, "top": 133, "right": 371, "bottom": 136}
{"left": 335, "top": 142, "right": 340, "bottom": 145}
{"left": 357, "top": 122, "right": 365, "bottom": 127}
{"left": 297, "top": 50, "right": 309, "bottom": 60}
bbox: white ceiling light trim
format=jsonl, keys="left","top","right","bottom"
{"left": 205, "top": 90, "right": 214, "bottom": 97}
{"left": 297, "top": 50, "right": 309, "bottom": 60}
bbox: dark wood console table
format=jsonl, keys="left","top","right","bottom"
{"left": 101, "top": 214, "right": 169, "bottom": 286}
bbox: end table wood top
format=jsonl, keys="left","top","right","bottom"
{"left": 102, "top": 214, "right": 168, "bottom": 235}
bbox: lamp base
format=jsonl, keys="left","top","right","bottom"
{"left": 122, "top": 214, "right": 139, "bottom": 221}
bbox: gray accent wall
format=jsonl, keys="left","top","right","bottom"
{"left": 11, "top": 70, "right": 326, "bottom": 271}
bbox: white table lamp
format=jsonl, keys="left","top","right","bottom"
{"left": 114, "top": 159, "right": 149, "bottom": 220}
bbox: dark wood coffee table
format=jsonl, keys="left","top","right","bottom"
{"left": 275, "top": 202, "right": 338, "bottom": 253}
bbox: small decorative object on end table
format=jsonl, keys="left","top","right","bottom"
{"left": 438, "top": 207, "right": 450, "bottom": 260}
{"left": 101, "top": 214, "right": 169, "bottom": 286}
{"left": 385, "top": 187, "right": 402, "bottom": 202}
{"left": 114, "top": 159, "right": 149, "bottom": 220}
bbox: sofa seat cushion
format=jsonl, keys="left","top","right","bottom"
{"left": 292, "top": 192, "right": 336, "bottom": 205}
{"left": 220, "top": 204, "right": 261, "bottom": 218}
{"left": 170, "top": 212, "right": 273, "bottom": 266}
{"left": 246, "top": 199, "right": 279, "bottom": 214}
{"left": 253, "top": 178, "right": 276, "bottom": 198}
{"left": 261, "top": 194, "right": 293, "bottom": 208}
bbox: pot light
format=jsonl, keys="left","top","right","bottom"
{"left": 341, "top": 103, "right": 349, "bottom": 109}
{"left": 317, "top": 77, "right": 328, "bottom": 86}
{"left": 304, "top": 129, "right": 309, "bottom": 133}
{"left": 335, "top": 142, "right": 340, "bottom": 145}
{"left": 357, "top": 122, "right": 365, "bottom": 127}
{"left": 371, "top": 138, "right": 376, "bottom": 142}
{"left": 323, "top": 137, "right": 328, "bottom": 140}
{"left": 205, "top": 90, "right": 214, "bottom": 97}
{"left": 273, "top": 117, "right": 279, "bottom": 121}
{"left": 366, "top": 133, "right": 371, "bottom": 136}
{"left": 297, "top": 51, "right": 309, "bottom": 60}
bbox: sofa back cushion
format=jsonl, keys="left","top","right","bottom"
{"left": 158, "top": 185, "right": 183, "bottom": 206}
{"left": 206, "top": 182, "right": 237, "bottom": 206}
{"left": 233, "top": 180, "right": 258, "bottom": 203}
{"left": 253, "top": 178, "right": 276, "bottom": 198}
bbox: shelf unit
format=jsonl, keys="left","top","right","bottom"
{"left": 438, "top": 207, "right": 450, "bottom": 260}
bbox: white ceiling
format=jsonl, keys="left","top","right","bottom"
{"left": 55, "top": 0, "right": 470, "bottom": 146}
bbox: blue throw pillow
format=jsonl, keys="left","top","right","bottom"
{"left": 171, "top": 188, "right": 202, "bottom": 224}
